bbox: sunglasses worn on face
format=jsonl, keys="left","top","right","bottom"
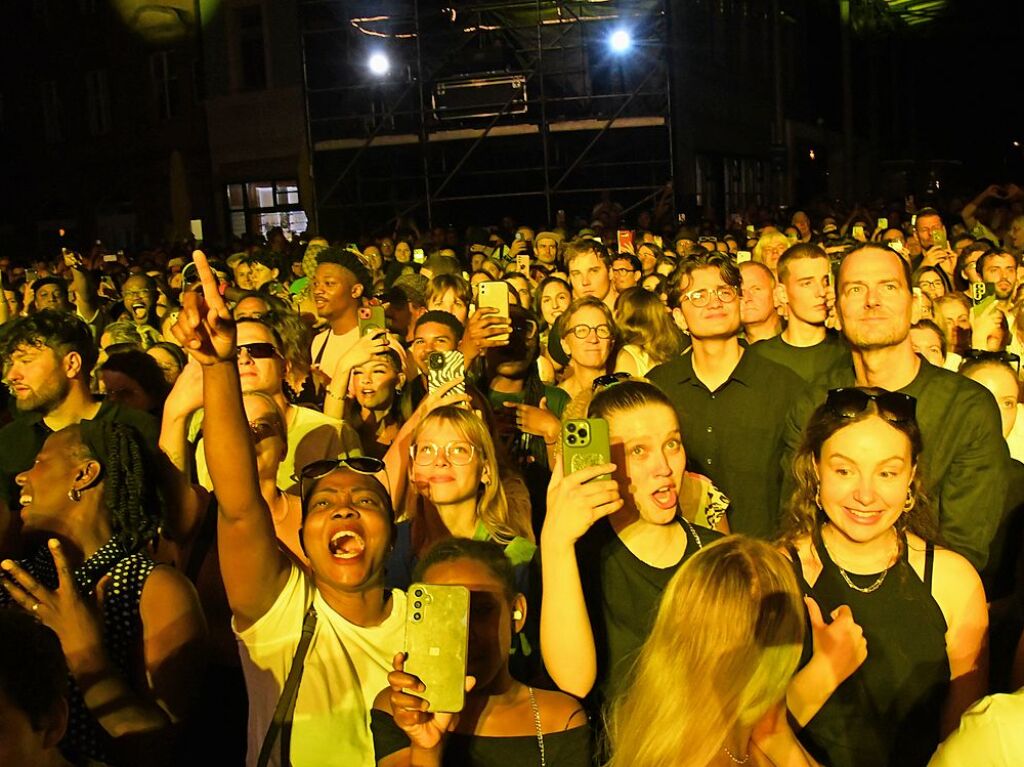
{"left": 237, "top": 342, "right": 281, "bottom": 360}
{"left": 294, "top": 456, "right": 386, "bottom": 505}
{"left": 824, "top": 387, "right": 916, "bottom": 425}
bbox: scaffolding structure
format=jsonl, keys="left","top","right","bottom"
{"left": 299, "top": 0, "right": 673, "bottom": 231}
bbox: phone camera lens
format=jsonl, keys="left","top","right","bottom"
{"left": 567, "top": 423, "right": 577, "bottom": 433}
{"left": 579, "top": 428, "right": 588, "bottom": 439}
{"left": 413, "top": 588, "right": 423, "bottom": 597}
{"left": 566, "top": 435, "right": 577, "bottom": 445}
{"left": 413, "top": 612, "right": 421, "bottom": 621}
{"left": 413, "top": 600, "right": 422, "bottom": 609}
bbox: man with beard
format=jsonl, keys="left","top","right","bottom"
{"left": 0, "top": 311, "right": 158, "bottom": 553}
{"left": 782, "top": 244, "right": 1009, "bottom": 569}
{"left": 120, "top": 273, "right": 162, "bottom": 345}
{"left": 977, "top": 248, "right": 1019, "bottom": 313}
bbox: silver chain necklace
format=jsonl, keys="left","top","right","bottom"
{"left": 822, "top": 525, "right": 898, "bottom": 594}
{"left": 723, "top": 745, "right": 750, "bottom": 764}
{"left": 528, "top": 686, "right": 546, "bottom": 767}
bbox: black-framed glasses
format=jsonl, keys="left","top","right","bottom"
{"left": 566, "top": 323, "right": 613, "bottom": 340}
{"left": 961, "top": 349, "right": 1021, "bottom": 371}
{"left": 512, "top": 318, "right": 538, "bottom": 339}
{"left": 824, "top": 387, "right": 916, "bottom": 425}
{"left": 592, "top": 371, "right": 632, "bottom": 392}
{"left": 236, "top": 342, "right": 282, "bottom": 360}
{"left": 680, "top": 286, "right": 738, "bottom": 307}
{"left": 293, "top": 456, "right": 386, "bottom": 505}
{"left": 410, "top": 441, "right": 477, "bottom": 467}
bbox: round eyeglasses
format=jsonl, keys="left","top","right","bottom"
{"left": 680, "top": 286, "right": 738, "bottom": 307}
{"left": 565, "top": 323, "right": 613, "bottom": 340}
{"left": 410, "top": 441, "right": 477, "bottom": 466}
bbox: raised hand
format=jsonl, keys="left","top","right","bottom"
{"left": 386, "top": 652, "right": 475, "bottom": 752}
{"left": 1, "top": 539, "right": 106, "bottom": 676}
{"left": 504, "top": 396, "right": 560, "bottom": 445}
{"left": 542, "top": 453, "right": 622, "bottom": 548}
{"left": 805, "top": 596, "right": 868, "bottom": 689}
{"left": 171, "top": 250, "right": 236, "bottom": 365}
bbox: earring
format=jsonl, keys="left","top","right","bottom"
{"left": 67, "top": 488, "right": 81, "bottom": 502}
{"left": 902, "top": 489, "right": 915, "bottom": 513}
{"left": 512, "top": 609, "right": 523, "bottom": 621}
{"left": 814, "top": 486, "right": 823, "bottom": 512}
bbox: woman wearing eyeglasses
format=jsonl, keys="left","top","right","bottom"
{"left": 781, "top": 387, "right": 988, "bottom": 767}
{"left": 386, "top": 406, "right": 536, "bottom": 593}
{"left": 554, "top": 296, "right": 619, "bottom": 400}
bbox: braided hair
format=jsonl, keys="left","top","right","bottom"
{"left": 68, "top": 420, "right": 161, "bottom": 553}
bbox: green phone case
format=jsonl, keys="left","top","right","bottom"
{"left": 404, "top": 583, "right": 470, "bottom": 713}
{"left": 562, "top": 418, "right": 611, "bottom": 482}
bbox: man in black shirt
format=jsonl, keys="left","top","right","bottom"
{"left": 648, "top": 252, "right": 806, "bottom": 538}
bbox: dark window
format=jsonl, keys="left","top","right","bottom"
{"left": 226, "top": 180, "right": 307, "bottom": 238}
{"left": 236, "top": 6, "right": 267, "bottom": 91}
{"left": 151, "top": 52, "right": 179, "bottom": 120}
{"left": 85, "top": 69, "right": 111, "bottom": 135}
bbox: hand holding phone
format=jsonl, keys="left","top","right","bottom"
{"left": 402, "top": 583, "right": 470, "bottom": 713}
{"left": 476, "top": 281, "right": 511, "bottom": 343}
{"left": 358, "top": 305, "right": 387, "bottom": 336}
{"left": 562, "top": 418, "right": 612, "bottom": 482}
{"left": 427, "top": 350, "right": 467, "bottom": 397}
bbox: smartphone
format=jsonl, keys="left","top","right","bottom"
{"left": 911, "top": 214, "right": 917, "bottom": 227}
{"left": 25, "top": 268, "right": 38, "bottom": 283}
{"left": 477, "top": 281, "right": 510, "bottom": 342}
{"left": 357, "top": 305, "right": 386, "bottom": 336}
{"left": 616, "top": 230, "right": 635, "bottom": 254}
{"left": 736, "top": 250, "right": 752, "bottom": 264}
{"left": 932, "top": 230, "right": 947, "bottom": 249}
{"left": 888, "top": 240, "right": 905, "bottom": 255}
{"left": 971, "top": 281, "right": 996, "bottom": 305}
{"left": 852, "top": 224, "right": 865, "bottom": 239}
{"left": 877, "top": 217, "right": 888, "bottom": 230}
{"left": 562, "top": 418, "right": 611, "bottom": 482}
{"left": 404, "top": 583, "right": 470, "bottom": 713}
{"left": 652, "top": 235, "right": 663, "bottom": 248}
{"left": 413, "top": 248, "right": 426, "bottom": 264}
{"left": 746, "top": 224, "right": 756, "bottom": 236}
{"left": 427, "top": 350, "right": 466, "bottom": 396}
{"left": 102, "top": 254, "right": 118, "bottom": 263}
{"left": 515, "top": 253, "right": 530, "bottom": 274}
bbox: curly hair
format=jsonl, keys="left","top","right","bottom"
{"left": 1, "top": 309, "right": 98, "bottom": 377}
{"left": 778, "top": 394, "right": 937, "bottom": 549}
{"left": 67, "top": 420, "right": 161, "bottom": 553}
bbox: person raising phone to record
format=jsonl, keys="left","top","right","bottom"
{"left": 172, "top": 251, "right": 466, "bottom": 767}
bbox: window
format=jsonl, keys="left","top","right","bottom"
{"left": 235, "top": 5, "right": 267, "bottom": 91}
{"left": 41, "top": 81, "right": 62, "bottom": 143}
{"left": 151, "top": 51, "right": 179, "bottom": 120}
{"left": 225, "top": 180, "right": 308, "bottom": 238}
{"left": 85, "top": 69, "right": 111, "bottom": 135}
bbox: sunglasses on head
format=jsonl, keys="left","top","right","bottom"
{"left": 236, "top": 342, "right": 281, "bottom": 360}
{"left": 962, "top": 349, "right": 1021, "bottom": 371}
{"left": 824, "top": 387, "right": 916, "bottom": 425}
{"left": 293, "top": 456, "right": 386, "bottom": 506}
{"left": 592, "top": 371, "right": 632, "bottom": 392}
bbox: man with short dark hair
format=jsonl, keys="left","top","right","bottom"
{"left": 978, "top": 249, "right": 1019, "bottom": 306}
{"left": 565, "top": 239, "right": 617, "bottom": 310}
{"left": 782, "top": 244, "right": 1009, "bottom": 569}
{"left": 610, "top": 254, "right": 642, "bottom": 293}
{"left": 750, "top": 244, "right": 848, "bottom": 381}
{"left": 0, "top": 311, "right": 158, "bottom": 552}
{"left": 310, "top": 247, "right": 373, "bottom": 384}
{"left": 648, "top": 252, "right": 805, "bottom": 538}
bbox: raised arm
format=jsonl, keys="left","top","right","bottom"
{"left": 172, "top": 251, "right": 289, "bottom": 630}
{"left": 539, "top": 456, "right": 622, "bottom": 698}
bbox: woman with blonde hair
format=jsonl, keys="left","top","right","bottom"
{"left": 556, "top": 295, "right": 620, "bottom": 399}
{"left": 753, "top": 230, "right": 791, "bottom": 275}
{"left": 614, "top": 286, "right": 686, "bottom": 376}
{"left": 604, "top": 536, "right": 814, "bottom": 767}
{"left": 386, "top": 405, "right": 536, "bottom": 591}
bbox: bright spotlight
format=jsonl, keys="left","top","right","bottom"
{"left": 368, "top": 52, "right": 390, "bottom": 76}
{"left": 609, "top": 28, "right": 632, "bottom": 54}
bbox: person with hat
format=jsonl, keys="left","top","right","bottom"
{"left": 534, "top": 231, "right": 562, "bottom": 267}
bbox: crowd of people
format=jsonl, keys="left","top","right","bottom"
{"left": 2, "top": 185, "right": 1024, "bottom": 766}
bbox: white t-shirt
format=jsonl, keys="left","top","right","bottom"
{"left": 235, "top": 565, "right": 405, "bottom": 767}
{"left": 1007, "top": 403, "right": 1024, "bottom": 463}
{"left": 928, "top": 689, "right": 1024, "bottom": 766}
{"left": 312, "top": 326, "right": 361, "bottom": 383}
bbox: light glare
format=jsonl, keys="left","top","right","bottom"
{"left": 368, "top": 52, "right": 390, "bottom": 76}
{"left": 609, "top": 29, "right": 632, "bottom": 53}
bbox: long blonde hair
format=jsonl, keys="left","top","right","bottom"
{"left": 412, "top": 406, "right": 528, "bottom": 544}
{"left": 604, "top": 536, "right": 805, "bottom": 767}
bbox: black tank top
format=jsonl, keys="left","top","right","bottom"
{"left": 795, "top": 531, "right": 950, "bottom": 767}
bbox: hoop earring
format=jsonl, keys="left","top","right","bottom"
{"left": 814, "top": 486, "right": 823, "bottom": 512}
{"left": 902, "top": 489, "right": 915, "bottom": 514}
{"left": 67, "top": 488, "right": 82, "bottom": 502}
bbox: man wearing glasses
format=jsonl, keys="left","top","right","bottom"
{"left": 782, "top": 243, "right": 1009, "bottom": 570}
{"left": 647, "top": 252, "right": 806, "bottom": 539}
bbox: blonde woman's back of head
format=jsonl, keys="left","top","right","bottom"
{"left": 604, "top": 536, "right": 805, "bottom": 767}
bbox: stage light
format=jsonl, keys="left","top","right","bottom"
{"left": 368, "top": 52, "right": 390, "bottom": 76}
{"left": 609, "top": 28, "right": 632, "bottom": 54}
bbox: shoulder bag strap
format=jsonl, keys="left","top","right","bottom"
{"left": 256, "top": 605, "right": 318, "bottom": 767}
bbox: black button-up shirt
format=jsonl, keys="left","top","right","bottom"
{"left": 648, "top": 348, "right": 807, "bottom": 538}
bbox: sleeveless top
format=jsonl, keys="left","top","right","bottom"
{"left": 794, "top": 532, "right": 950, "bottom": 767}
{"left": 619, "top": 344, "right": 654, "bottom": 376}
{"left": 8, "top": 539, "right": 157, "bottom": 764}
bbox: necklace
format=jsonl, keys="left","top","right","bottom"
{"left": 723, "top": 745, "right": 750, "bottom": 764}
{"left": 821, "top": 525, "right": 897, "bottom": 594}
